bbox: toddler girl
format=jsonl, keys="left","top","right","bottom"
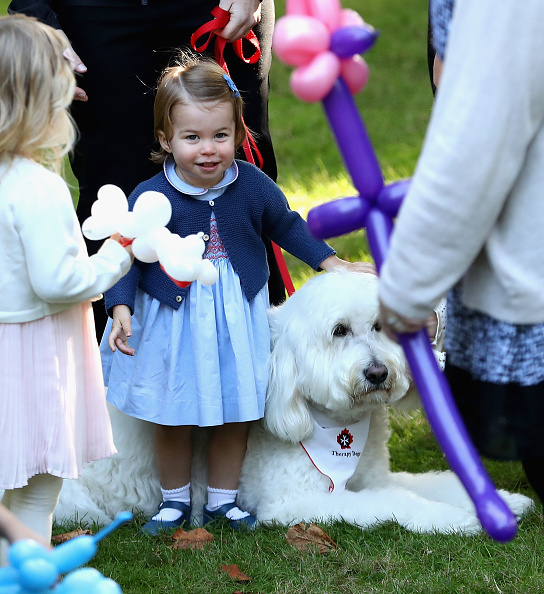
{"left": 102, "top": 53, "right": 370, "bottom": 533}
{"left": 0, "top": 14, "right": 132, "bottom": 562}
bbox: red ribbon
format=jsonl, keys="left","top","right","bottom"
{"left": 191, "top": 6, "right": 295, "bottom": 297}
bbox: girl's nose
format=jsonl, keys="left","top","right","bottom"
{"left": 200, "top": 139, "right": 216, "bottom": 154}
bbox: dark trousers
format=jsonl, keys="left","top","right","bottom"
{"left": 54, "top": 0, "right": 284, "bottom": 336}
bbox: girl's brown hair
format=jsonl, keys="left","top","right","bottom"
{"left": 151, "top": 52, "right": 246, "bottom": 165}
{"left": 0, "top": 15, "right": 76, "bottom": 173}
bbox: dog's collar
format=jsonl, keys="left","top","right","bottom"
{"left": 300, "top": 410, "right": 371, "bottom": 493}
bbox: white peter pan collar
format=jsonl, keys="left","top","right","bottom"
{"left": 163, "top": 156, "right": 238, "bottom": 199}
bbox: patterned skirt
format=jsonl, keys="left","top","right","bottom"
{"left": 445, "top": 288, "right": 544, "bottom": 460}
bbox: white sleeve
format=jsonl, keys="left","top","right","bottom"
{"left": 15, "top": 172, "right": 131, "bottom": 304}
{"left": 379, "top": 0, "right": 544, "bottom": 319}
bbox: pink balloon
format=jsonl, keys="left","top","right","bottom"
{"left": 340, "top": 8, "right": 365, "bottom": 28}
{"left": 309, "top": 0, "right": 342, "bottom": 32}
{"left": 273, "top": 16, "right": 330, "bottom": 67}
{"left": 341, "top": 55, "right": 370, "bottom": 95}
{"left": 286, "top": 0, "right": 311, "bottom": 16}
{"left": 290, "top": 51, "right": 341, "bottom": 102}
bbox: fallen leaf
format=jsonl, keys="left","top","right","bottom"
{"left": 51, "top": 529, "right": 92, "bottom": 543}
{"left": 170, "top": 527, "right": 214, "bottom": 550}
{"left": 285, "top": 522, "right": 337, "bottom": 554}
{"left": 220, "top": 564, "right": 252, "bottom": 583}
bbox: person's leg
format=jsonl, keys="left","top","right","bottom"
{"left": 147, "top": 424, "right": 193, "bottom": 525}
{"left": 2, "top": 474, "right": 63, "bottom": 543}
{"left": 204, "top": 422, "right": 255, "bottom": 527}
{"left": 521, "top": 457, "right": 544, "bottom": 505}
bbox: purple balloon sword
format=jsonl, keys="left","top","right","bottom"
{"left": 273, "top": 0, "right": 517, "bottom": 541}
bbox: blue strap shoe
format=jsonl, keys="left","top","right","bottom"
{"left": 141, "top": 500, "right": 191, "bottom": 535}
{"left": 202, "top": 502, "right": 257, "bottom": 531}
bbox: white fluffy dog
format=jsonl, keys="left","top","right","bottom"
{"left": 55, "top": 271, "right": 533, "bottom": 533}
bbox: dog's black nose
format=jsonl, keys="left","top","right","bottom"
{"left": 364, "top": 364, "right": 388, "bottom": 385}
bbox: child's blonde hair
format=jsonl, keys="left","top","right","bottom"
{"left": 0, "top": 15, "right": 76, "bottom": 173}
{"left": 151, "top": 52, "right": 247, "bottom": 165}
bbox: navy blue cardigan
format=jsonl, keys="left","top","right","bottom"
{"left": 105, "top": 161, "right": 335, "bottom": 314}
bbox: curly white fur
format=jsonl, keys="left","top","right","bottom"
{"left": 54, "top": 271, "right": 533, "bottom": 533}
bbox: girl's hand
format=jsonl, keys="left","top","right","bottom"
{"left": 110, "top": 233, "right": 134, "bottom": 262}
{"left": 319, "top": 255, "right": 377, "bottom": 275}
{"left": 218, "top": 0, "right": 262, "bottom": 42}
{"left": 108, "top": 305, "right": 135, "bottom": 356}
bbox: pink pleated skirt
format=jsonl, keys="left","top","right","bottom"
{"left": 0, "top": 302, "right": 116, "bottom": 489}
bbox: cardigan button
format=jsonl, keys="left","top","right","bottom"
{"left": 209, "top": 200, "right": 215, "bottom": 206}
{"left": 202, "top": 234, "right": 210, "bottom": 241}
{"left": 175, "top": 295, "right": 182, "bottom": 303}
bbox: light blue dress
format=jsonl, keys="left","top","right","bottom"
{"left": 100, "top": 162, "right": 270, "bottom": 427}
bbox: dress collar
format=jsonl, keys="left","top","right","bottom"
{"left": 163, "top": 156, "right": 238, "bottom": 195}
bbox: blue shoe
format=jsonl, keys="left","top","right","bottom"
{"left": 202, "top": 502, "right": 257, "bottom": 531}
{"left": 141, "top": 500, "right": 191, "bottom": 535}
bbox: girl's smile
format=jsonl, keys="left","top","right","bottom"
{"left": 158, "top": 100, "right": 236, "bottom": 189}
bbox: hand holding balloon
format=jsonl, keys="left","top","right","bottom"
{"left": 82, "top": 185, "right": 218, "bottom": 288}
{"left": 0, "top": 512, "right": 131, "bottom": 593}
{"left": 273, "top": 0, "right": 518, "bottom": 542}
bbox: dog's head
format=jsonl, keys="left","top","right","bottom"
{"left": 264, "top": 270, "right": 415, "bottom": 442}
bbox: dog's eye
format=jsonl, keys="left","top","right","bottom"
{"left": 372, "top": 321, "right": 382, "bottom": 332}
{"left": 332, "top": 323, "right": 349, "bottom": 337}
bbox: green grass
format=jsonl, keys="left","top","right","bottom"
{"left": 3, "top": 1, "right": 544, "bottom": 592}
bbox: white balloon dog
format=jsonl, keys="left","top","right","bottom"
{"left": 82, "top": 184, "right": 218, "bottom": 287}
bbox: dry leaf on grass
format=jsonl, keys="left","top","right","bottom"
{"left": 170, "top": 527, "right": 214, "bottom": 550}
{"left": 51, "top": 528, "right": 92, "bottom": 543}
{"left": 285, "top": 522, "right": 337, "bottom": 554}
{"left": 220, "top": 564, "right": 252, "bottom": 583}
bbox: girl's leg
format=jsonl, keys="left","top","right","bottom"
{"left": 145, "top": 424, "right": 193, "bottom": 526}
{"left": 204, "top": 422, "right": 255, "bottom": 528}
{"left": 0, "top": 474, "right": 63, "bottom": 565}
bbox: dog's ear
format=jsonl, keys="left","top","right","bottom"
{"left": 264, "top": 316, "right": 314, "bottom": 443}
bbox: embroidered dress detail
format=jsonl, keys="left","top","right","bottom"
{"left": 204, "top": 215, "right": 228, "bottom": 261}
{"left": 299, "top": 410, "right": 371, "bottom": 492}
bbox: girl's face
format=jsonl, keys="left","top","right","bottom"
{"left": 159, "top": 100, "right": 236, "bottom": 189}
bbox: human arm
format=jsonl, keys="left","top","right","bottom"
{"left": 15, "top": 168, "right": 131, "bottom": 304}
{"left": 0, "top": 504, "right": 50, "bottom": 548}
{"left": 217, "top": 0, "right": 262, "bottom": 42}
{"left": 379, "top": 0, "right": 544, "bottom": 323}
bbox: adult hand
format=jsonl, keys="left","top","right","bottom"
{"left": 378, "top": 300, "right": 427, "bottom": 342}
{"left": 58, "top": 30, "right": 88, "bottom": 102}
{"left": 108, "top": 305, "right": 135, "bottom": 356}
{"left": 218, "top": 0, "right": 262, "bottom": 42}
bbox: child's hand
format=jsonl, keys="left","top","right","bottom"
{"left": 110, "top": 233, "right": 134, "bottom": 262}
{"left": 0, "top": 504, "right": 50, "bottom": 547}
{"left": 319, "top": 255, "right": 377, "bottom": 275}
{"left": 108, "top": 305, "right": 135, "bottom": 356}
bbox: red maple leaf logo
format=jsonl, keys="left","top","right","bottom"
{"left": 337, "top": 428, "right": 353, "bottom": 449}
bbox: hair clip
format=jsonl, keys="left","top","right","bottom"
{"left": 222, "top": 74, "right": 240, "bottom": 98}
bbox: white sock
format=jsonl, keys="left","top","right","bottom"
{"left": 206, "top": 487, "right": 250, "bottom": 520}
{"left": 152, "top": 483, "right": 190, "bottom": 522}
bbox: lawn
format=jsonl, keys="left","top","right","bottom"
{"left": 1, "top": 1, "right": 543, "bottom": 592}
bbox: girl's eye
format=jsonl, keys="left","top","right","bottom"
{"left": 185, "top": 134, "right": 198, "bottom": 141}
{"left": 215, "top": 132, "right": 228, "bottom": 139}
{"left": 372, "top": 321, "right": 382, "bottom": 332}
{"left": 333, "top": 323, "right": 349, "bottom": 337}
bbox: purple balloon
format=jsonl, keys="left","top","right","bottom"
{"left": 305, "top": 75, "right": 518, "bottom": 541}
{"left": 330, "top": 25, "right": 378, "bottom": 58}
